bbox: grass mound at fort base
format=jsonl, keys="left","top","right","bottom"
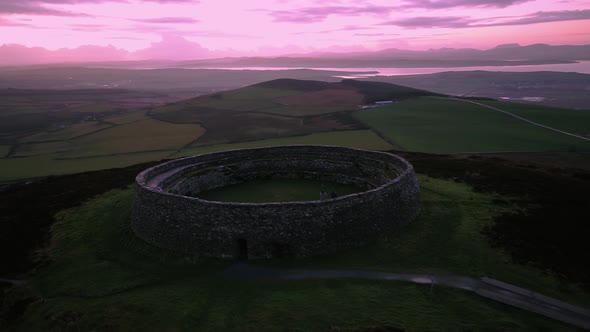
{"left": 6, "top": 175, "right": 584, "bottom": 331}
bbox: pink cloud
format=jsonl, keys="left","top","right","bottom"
{"left": 267, "top": 5, "right": 395, "bottom": 23}
{"left": 381, "top": 9, "right": 590, "bottom": 29}
{"left": 133, "top": 34, "right": 213, "bottom": 60}
{"left": 400, "top": 0, "right": 533, "bottom": 9}
{"left": 0, "top": 0, "right": 588, "bottom": 59}
{"left": 133, "top": 17, "right": 199, "bottom": 24}
{"left": 0, "top": 0, "right": 198, "bottom": 16}
{"left": 0, "top": 43, "right": 129, "bottom": 64}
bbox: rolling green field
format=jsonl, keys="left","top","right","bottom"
{"left": 0, "top": 89, "right": 176, "bottom": 143}
{"left": 356, "top": 97, "right": 590, "bottom": 153}
{"left": 477, "top": 100, "right": 590, "bottom": 137}
{"left": 11, "top": 119, "right": 205, "bottom": 159}
{"left": 261, "top": 105, "right": 356, "bottom": 116}
{"left": 220, "top": 86, "right": 301, "bottom": 100}
{"left": 199, "top": 98, "right": 277, "bottom": 111}
{"left": 13, "top": 141, "right": 74, "bottom": 157}
{"left": 9, "top": 175, "right": 582, "bottom": 331}
{"left": 0, "top": 130, "right": 392, "bottom": 182}
{"left": 19, "top": 121, "right": 113, "bottom": 143}
{"left": 104, "top": 110, "right": 148, "bottom": 125}
{"left": 173, "top": 130, "right": 393, "bottom": 158}
{"left": 2, "top": 80, "right": 589, "bottom": 182}
{"left": 58, "top": 119, "right": 205, "bottom": 158}
{"left": 0, "top": 151, "right": 172, "bottom": 181}
{"left": 197, "top": 178, "right": 364, "bottom": 203}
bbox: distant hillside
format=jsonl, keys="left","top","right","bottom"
{"left": 2, "top": 77, "right": 588, "bottom": 183}
{"left": 254, "top": 79, "right": 333, "bottom": 92}
{"left": 254, "top": 78, "right": 442, "bottom": 103}
{"left": 329, "top": 43, "right": 590, "bottom": 62}
{"left": 340, "top": 79, "right": 444, "bottom": 103}
{"left": 148, "top": 78, "right": 441, "bottom": 146}
{"left": 366, "top": 71, "right": 590, "bottom": 109}
{"left": 0, "top": 67, "right": 351, "bottom": 91}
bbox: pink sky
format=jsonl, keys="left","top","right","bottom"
{"left": 0, "top": 0, "right": 589, "bottom": 60}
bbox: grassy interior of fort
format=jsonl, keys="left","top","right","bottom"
{"left": 195, "top": 178, "right": 365, "bottom": 203}
{"left": 1, "top": 169, "right": 587, "bottom": 331}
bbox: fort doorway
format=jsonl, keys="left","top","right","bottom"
{"left": 235, "top": 238, "right": 248, "bottom": 260}
{"left": 271, "top": 242, "right": 289, "bottom": 258}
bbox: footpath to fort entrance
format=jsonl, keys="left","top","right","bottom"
{"left": 226, "top": 263, "right": 590, "bottom": 329}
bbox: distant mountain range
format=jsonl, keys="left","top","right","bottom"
{"left": 306, "top": 43, "right": 590, "bottom": 61}
{"left": 179, "top": 44, "right": 590, "bottom": 68}
{"left": 1, "top": 43, "right": 589, "bottom": 67}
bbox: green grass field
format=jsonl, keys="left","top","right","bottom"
{"left": 260, "top": 105, "right": 355, "bottom": 116}
{"left": 221, "top": 86, "right": 301, "bottom": 100}
{"left": 12, "top": 176, "right": 582, "bottom": 331}
{"left": 19, "top": 121, "right": 113, "bottom": 143}
{"left": 476, "top": 101, "right": 590, "bottom": 137}
{"left": 0, "top": 145, "right": 11, "bottom": 157}
{"left": 0, "top": 151, "right": 172, "bottom": 182}
{"left": 199, "top": 99, "right": 278, "bottom": 111}
{"left": 0, "top": 130, "right": 390, "bottom": 182}
{"left": 197, "top": 179, "right": 363, "bottom": 202}
{"left": 356, "top": 97, "right": 590, "bottom": 153}
{"left": 3, "top": 81, "right": 589, "bottom": 182}
{"left": 104, "top": 111, "right": 148, "bottom": 125}
{"left": 13, "top": 141, "right": 74, "bottom": 157}
{"left": 173, "top": 130, "right": 393, "bottom": 157}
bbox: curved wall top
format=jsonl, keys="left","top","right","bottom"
{"left": 132, "top": 145, "right": 420, "bottom": 258}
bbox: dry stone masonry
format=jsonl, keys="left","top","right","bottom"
{"left": 132, "top": 145, "right": 420, "bottom": 259}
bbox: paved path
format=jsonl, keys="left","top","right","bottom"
{"left": 0, "top": 278, "right": 26, "bottom": 286}
{"left": 225, "top": 263, "right": 590, "bottom": 329}
{"left": 453, "top": 98, "right": 590, "bottom": 142}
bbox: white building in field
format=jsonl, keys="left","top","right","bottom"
{"left": 359, "top": 100, "right": 396, "bottom": 109}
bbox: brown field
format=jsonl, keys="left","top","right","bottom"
{"left": 275, "top": 88, "right": 364, "bottom": 107}
{"left": 187, "top": 111, "right": 354, "bottom": 146}
{"left": 60, "top": 119, "right": 205, "bottom": 158}
{"left": 19, "top": 121, "right": 113, "bottom": 143}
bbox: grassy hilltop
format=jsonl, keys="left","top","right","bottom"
{"left": 2, "top": 153, "right": 589, "bottom": 331}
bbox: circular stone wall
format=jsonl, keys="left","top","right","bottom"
{"left": 132, "top": 145, "right": 420, "bottom": 259}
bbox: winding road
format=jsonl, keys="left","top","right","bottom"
{"left": 225, "top": 263, "right": 590, "bottom": 329}
{"left": 454, "top": 98, "right": 590, "bottom": 142}
{"left": 0, "top": 278, "right": 26, "bottom": 286}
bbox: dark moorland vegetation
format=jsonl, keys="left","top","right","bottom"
{"left": 400, "top": 152, "right": 590, "bottom": 286}
{"left": 0, "top": 161, "right": 161, "bottom": 277}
